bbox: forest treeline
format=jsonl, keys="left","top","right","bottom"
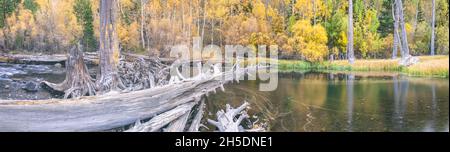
{"left": 0, "top": 0, "right": 448, "bottom": 62}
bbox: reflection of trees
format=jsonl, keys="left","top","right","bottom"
{"left": 424, "top": 84, "right": 437, "bottom": 132}
{"left": 206, "top": 72, "right": 448, "bottom": 132}
{"left": 393, "top": 76, "right": 409, "bottom": 131}
{"left": 328, "top": 73, "right": 335, "bottom": 80}
{"left": 346, "top": 74, "right": 355, "bottom": 131}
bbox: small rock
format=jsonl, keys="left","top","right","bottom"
{"left": 4, "top": 85, "right": 9, "bottom": 89}
{"left": 22, "top": 82, "right": 39, "bottom": 92}
{"left": 54, "top": 63, "right": 62, "bottom": 68}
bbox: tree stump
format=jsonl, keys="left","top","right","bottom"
{"left": 42, "top": 43, "right": 96, "bottom": 99}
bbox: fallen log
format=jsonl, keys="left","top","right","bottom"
{"left": 163, "top": 98, "right": 204, "bottom": 132}
{"left": 187, "top": 98, "right": 206, "bottom": 132}
{"left": 0, "top": 62, "right": 253, "bottom": 132}
{"left": 163, "top": 111, "right": 191, "bottom": 132}
{"left": 0, "top": 52, "right": 175, "bottom": 66}
{"left": 125, "top": 102, "right": 196, "bottom": 132}
{"left": 0, "top": 53, "right": 67, "bottom": 65}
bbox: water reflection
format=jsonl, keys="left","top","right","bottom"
{"left": 346, "top": 74, "right": 354, "bottom": 131}
{"left": 424, "top": 84, "right": 438, "bottom": 132}
{"left": 392, "top": 76, "right": 409, "bottom": 131}
{"left": 207, "top": 71, "right": 449, "bottom": 132}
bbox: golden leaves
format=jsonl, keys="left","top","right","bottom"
{"left": 290, "top": 20, "right": 328, "bottom": 62}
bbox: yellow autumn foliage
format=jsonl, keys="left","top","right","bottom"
{"left": 290, "top": 20, "right": 328, "bottom": 62}
{"left": 118, "top": 21, "right": 140, "bottom": 51}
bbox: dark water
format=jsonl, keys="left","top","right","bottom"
{"left": 206, "top": 71, "right": 449, "bottom": 132}
{"left": 0, "top": 63, "right": 65, "bottom": 100}
{"left": 1, "top": 63, "right": 448, "bottom": 132}
{"left": 0, "top": 63, "right": 99, "bottom": 100}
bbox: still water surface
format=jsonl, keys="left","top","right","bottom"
{"left": 206, "top": 71, "right": 449, "bottom": 132}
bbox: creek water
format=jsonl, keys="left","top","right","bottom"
{"left": 205, "top": 71, "right": 449, "bottom": 132}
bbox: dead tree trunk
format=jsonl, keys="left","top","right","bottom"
{"left": 392, "top": 2, "right": 402, "bottom": 59}
{"left": 97, "top": 0, "right": 122, "bottom": 93}
{"left": 42, "top": 43, "right": 96, "bottom": 99}
{"left": 396, "top": 0, "right": 420, "bottom": 66}
{"left": 164, "top": 111, "right": 191, "bottom": 132}
{"left": 347, "top": 0, "right": 355, "bottom": 64}
{"left": 125, "top": 102, "right": 196, "bottom": 132}
{"left": 188, "top": 98, "right": 206, "bottom": 132}
{"left": 396, "top": 0, "right": 410, "bottom": 57}
{"left": 430, "top": 0, "right": 436, "bottom": 56}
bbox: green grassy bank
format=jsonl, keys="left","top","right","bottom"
{"left": 278, "top": 56, "right": 449, "bottom": 78}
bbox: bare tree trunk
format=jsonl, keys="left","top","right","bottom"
{"left": 392, "top": 2, "right": 402, "bottom": 59}
{"left": 97, "top": 0, "right": 122, "bottom": 93}
{"left": 347, "top": 0, "right": 355, "bottom": 64}
{"left": 430, "top": 0, "right": 436, "bottom": 55}
{"left": 396, "top": 0, "right": 410, "bottom": 57}
{"left": 140, "top": 0, "right": 146, "bottom": 49}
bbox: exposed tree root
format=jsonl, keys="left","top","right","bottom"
{"left": 118, "top": 55, "right": 170, "bottom": 91}
{"left": 207, "top": 102, "right": 266, "bottom": 132}
{"left": 42, "top": 43, "right": 96, "bottom": 99}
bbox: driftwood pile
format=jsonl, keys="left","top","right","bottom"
{"left": 118, "top": 55, "right": 170, "bottom": 92}
{"left": 207, "top": 102, "right": 266, "bottom": 132}
{"left": 0, "top": 52, "right": 268, "bottom": 132}
{"left": 126, "top": 100, "right": 266, "bottom": 132}
{"left": 123, "top": 61, "right": 266, "bottom": 132}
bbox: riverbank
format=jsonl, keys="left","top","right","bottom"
{"left": 278, "top": 56, "right": 449, "bottom": 78}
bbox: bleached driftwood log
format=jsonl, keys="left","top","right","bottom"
{"left": 163, "top": 98, "right": 203, "bottom": 132}
{"left": 163, "top": 112, "right": 191, "bottom": 132}
{"left": 207, "top": 102, "right": 266, "bottom": 132}
{"left": 0, "top": 53, "right": 67, "bottom": 65}
{"left": 207, "top": 102, "right": 250, "bottom": 132}
{"left": 125, "top": 102, "right": 196, "bottom": 132}
{"left": 0, "top": 52, "right": 175, "bottom": 66}
{"left": 187, "top": 98, "right": 206, "bottom": 132}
